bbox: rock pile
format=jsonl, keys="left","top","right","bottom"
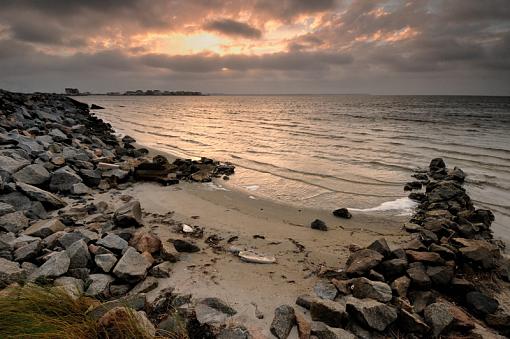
{"left": 273, "top": 159, "right": 509, "bottom": 338}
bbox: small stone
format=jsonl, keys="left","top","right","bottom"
{"left": 311, "top": 219, "right": 328, "bottom": 231}
{"left": 70, "top": 183, "right": 91, "bottom": 195}
{"left": 149, "top": 261, "right": 172, "bottom": 278}
{"left": 172, "top": 239, "right": 200, "bottom": 253}
{"left": 332, "top": 208, "right": 352, "bottom": 219}
{"left": 270, "top": 305, "right": 296, "bottom": 339}
{"left": 113, "top": 200, "right": 143, "bottom": 227}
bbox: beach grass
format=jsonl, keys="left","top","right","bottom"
{"left": 0, "top": 284, "right": 186, "bottom": 339}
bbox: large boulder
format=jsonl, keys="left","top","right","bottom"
{"left": 29, "top": 251, "right": 70, "bottom": 281}
{"left": 0, "top": 211, "right": 29, "bottom": 233}
{"left": 112, "top": 247, "right": 152, "bottom": 282}
{"left": 345, "top": 297, "right": 397, "bottom": 331}
{"left": 113, "top": 200, "right": 143, "bottom": 227}
{"left": 16, "top": 182, "right": 67, "bottom": 209}
{"left": 345, "top": 249, "right": 384, "bottom": 276}
{"left": 24, "top": 218, "right": 65, "bottom": 238}
{"left": 270, "top": 305, "right": 296, "bottom": 339}
{"left": 351, "top": 277, "right": 392, "bottom": 303}
{"left": 13, "top": 164, "right": 50, "bottom": 185}
{"left": 49, "top": 167, "right": 82, "bottom": 192}
{"left": 0, "top": 257, "right": 26, "bottom": 287}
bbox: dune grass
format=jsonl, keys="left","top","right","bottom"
{"left": 0, "top": 284, "right": 185, "bottom": 339}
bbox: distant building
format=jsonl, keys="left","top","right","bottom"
{"left": 65, "top": 88, "right": 80, "bottom": 95}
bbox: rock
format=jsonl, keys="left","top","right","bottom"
{"left": 429, "top": 158, "right": 446, "bottom": 171}
{"left": 367, "top": 238, "right": 391, "bottom": 257}
{"left": 128, "top": 276, "right": 158, "bottom": 295}
{"left": 0, "top": 202, "right": 15, "bottom": 216}
{"left": 195, "top": 297, "right": 237, "bottom": 325}
{"left": 454, "top": 238, "right": 501, "bottom": 269}
{"left": 98, "top": 307, "right": 155, "bottom": 337}
{"left": 54, "top": 276, "right": 84, "bottom": 299}
{"left": 310, "top": 298, "right": 347, "bottom": 328}
{"left": 160, "top": 241, "right": 179, "bottom": 262}
{"left": 311, "top": 219, "right": 328, "bottom": 231}
{"left": 90, "top": 104, "right": 105, "bottom": 109}
{"left": 112, "top": 247, "right": 152, "bottom": 282}
{"left": 368, "top": 269, "right": 385, "bottom": 282}
{"left": 85, "top": 273, "right": 115, "bottom": 297}
{"left": 66, "top": 239, "right": 91, "bottom": 269}
{"left": 426, "top": 265, "right": 454, "bottom": 286}
{"left": 314, "top": 280, "right": 338, "bottom": 300}
{"left": 95, "top": 254, "right": 117, "bottom": 273}
{"left": 29, "top": 251, "right": 70, "bottom": 281}
{"left": 404, "top": 181, "right": 422, "bottom": 191}
{"left": 296, "top": 294, "right": 314, "bottom": 310}
{"left": 0, "top": 154, "right": 30, "bottom": 175}
{"left": 429, "top": 243, "right": 456, "bottom": 260}
{"left": 270, "top": 305, "right": 296, "bottom": 339}
{"left": 149, "top": 261, "right": 172, "bottom": 278}
{"left": 465, "top": 291, "right": 499, "bottom": 316}
{"left": 423, "top": 302, "right": 454, "bottom": 336}
{"left": 448, "top": 166, "right": 466, "bottom": 182}
{"left": 398, "top": 308, "right": 430, "bottom": 334}
{"left": 49, "top": 166, "right": 82, "bottom": 192}
{"left": 409, "top": 290, "right": 436, "bottom": 313}
{"left": 88, "top": 293, "right": 146, "bottom": 319}
{"left": 345, "top": 249, "right": 384, "bottom": 276}
{"left": 407, "top": 262, "right": 431, "bottom": 289}
{"left": 16, "top": 182, "right": 67, "bottom": 209}
{"left": 49, "top": 128, "right": 68, "bottom": 141}
{"left": 97, "top": 234, "right": 128, "bottom": 252}
{"left": 0, "top": 257, "right": 26, "bottom": 287}
{"left": 310, "top": 321, "right": 356, "bottom": 338}
{"left": 391, "top": 276, "right": 410, "bottom": 297}
{"left": 129, "top": 230, "right": 161, "bottom": 253}
{"left": 379, "top": 258, "right": 408, "bottom": 280}
{"left": 24, "top": 218, "right": 65, "bottom": 238}
{"left": 351, "top": 277, "right": 392, "bottom": 303}
{"left": 79, "top": 169, "right": 102, "bottom": 187}
{"left": 172, "top": 239, "right": 200, "bottom": 253}
{"left": 406, "top": 250, "right": 445, "bottom": 265}
{"left": 333, "top": 208, "right": 352, "bottom": 219}
{"left": 295, "top": 311, "right": 311, "bottom": 339}
{"left": 427, "top": 181, "right": 465, "bottom": 203}
{"left": 345, "top": 296, "right": 397, "bottom": 331}
{"left": 70, "top": 183, "right": 91, "bottom": 195}
{"left": 122, "top": 135, "right": 136, "bottom": 144}
{"left": 113, "top": 200, "right": 143, "bottom": 227}
{"left": 13, "top": 164, "right": 50, "bottom": 185}
{"left": 14, "top": 240, "right": 41, "bottom": 262}
{"left": 0, "top": 211, "right": 29, "bottom": 233}
{"left": 57, "top": 232, "right": 85, "bottom": 249}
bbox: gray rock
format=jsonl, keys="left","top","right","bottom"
{"left": 0, "top": 211, "right": 29, "bottom": 233}
{"left": 423, "top": 302, "right": 454, "bottom": 336}
{"left": 58, "top": 232, "right": 86, "bottom": 249}
{"left": 345, "top": 296, "right": 397, "bottom": 331}
{"left": 398, "top": 308, "right": 430, "bottom": 335}
{"left": 296, "top": 294, "right": 314, "bottom": 310}
{"left": 310, "top": 298, "right": 347, "bottom": 328}
{"left": 149, "top": 261, "right": 172, "bottom": 278}
{"left": 128, "top": 276, "right": 158, "bottom": 295}
{"left": 311, "top": 219, "right": 328, "bottom": 231}
{"left": 426, "top": 265, "right": 454, "bottom": 286}
{"left": 13, "top": 164, "right": 50, "bottom": 185}
{"left": 97, "top": 234, "right": 128, "bottom": 251}
{"left": 391, "top": 276, "right": 410, "bottom": 297}
{"left": 49, "top": 128, "right": 68, "bottom": 141}
{"left": 270, "top": 305, "right": 296, "bottom": 339}
{"left": 0, "top": 202, "right": 16, "bottom": 216}
{"left": 0, "top": 154, "right": 30, "bottom": 175}
{"left": 16, "top": 182, "right": 67, "bottom": 209}
{"left": 195, "top": 297, "right": 237, "bottom": 325}
{"left": 112, "top": 247, "right": 152, "bottom": 282}
{"left": 14, "top": 240, "right": 41, "bottom": 262}
{"left": 49, "top": 166, "right": 82, "bottom": 192}
{"left": 0, "top": 191, "right": 32, "bottom": 211}
{"left": 87, "top": 293, "right": 146, "bottom": 319}
{"left": 54, "top": 276, "right": 84, "bottom": 299}
{"left": 79, "top": 169, "right": 102, "bottom": 187}
{"left": 367, "top": 238, "right": 391, "bottom": 257}
{"left": 70, "top": 182, "right": 91, "bottom": 195}
{"left": 95, "top": 254, "right": 118, "bottom": 273}
{"left": 24, "top": 218, "right": 65, "bottom": 238}
{"left": 66, "top": 239, "right": 91, "bottom": 269}
{"left": 345, "top": 249, "right": 384, "bottom": 276}
{"left": 407, "top": 262, "right": 431, "bottom": 289}
{"left": 379, "top": 258, "right": 408, "bottom": 280}
{"left": 351, "top": 277, "right": 393, "bottom": 303}
{"left": 113, "top": 200, "right": 143, "bottom": 227}
{"left": 311, "top": 321, "right": 357, "bottom": 339}
{"left": 29, "top": 251, "right": 70, "bottom": 281}
{"left": 85, "top": 273, "right": 115, "bottom": 297}
{"left": 314, "top": 280, "right": 338, "bottom": 300}
{"left": 0, "top": 257, "right": 26, "bottom": 287}
{"left": 172, "top": 239, "right": 200, "bottom": 253}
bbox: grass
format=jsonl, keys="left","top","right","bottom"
{"left": 0, "top": 284, "right": 187, "bottom": 339}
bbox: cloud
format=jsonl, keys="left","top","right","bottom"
{"left": 203, "top": 19, "right": 262, "bottom": 39}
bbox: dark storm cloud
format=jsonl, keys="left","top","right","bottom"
{"left": 203, "top": 19, "right": 262, "bottom": 39}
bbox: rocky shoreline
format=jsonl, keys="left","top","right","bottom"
{"left": 1, "top": 89, "right": 509, "bottom": 338}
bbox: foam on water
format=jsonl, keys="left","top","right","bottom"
{"left": 349, "top": 197, "right": 419, "bottom": 215}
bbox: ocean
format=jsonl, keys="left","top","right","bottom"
{"left": 76, "top": 95, "right": 510, "bottom": 243}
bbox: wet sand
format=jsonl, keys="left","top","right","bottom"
{"left": 89, "top": 145, "right": 409, "bottom": 337}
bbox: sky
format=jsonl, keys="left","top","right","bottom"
{"left": 0, "top": 0, "right": 509, "bottom": 95}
